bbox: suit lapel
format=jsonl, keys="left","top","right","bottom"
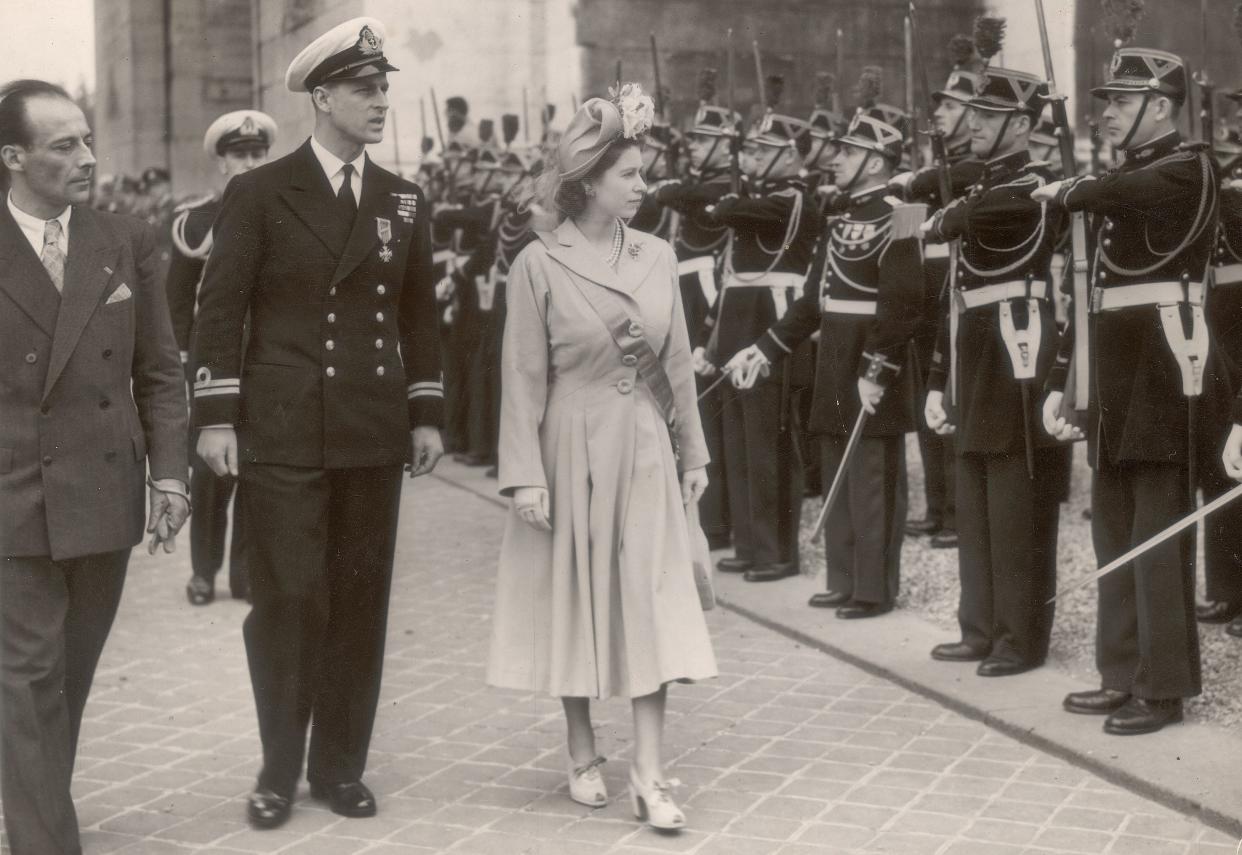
{"left": 277, "top": 140, "right": 350, "bottom": 259}
{"left": 45, "top": 207, "right": 118, "bottom": 397}
{"left": 331, "top": 157, "right": 388, "bottom": 286}
{"left": 543, "top": 219, "right": 631, "bottom": 299}
{"left": 0, "top": 204, "right": 60, "bottom": 337}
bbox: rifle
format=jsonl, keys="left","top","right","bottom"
{"left": 1196, "top": 0, "right": 1216, "bottom": 151}
{"left": 752, "top": 41, "right": 767, "bottom": 110}
{"left": 909, "top": 2, "right": 959, "bottom": 410}
{"left": 834, "top": 28, "right": 844, "bottom": 116}
{"left": 1035, "top": 0, "right": 1090, "bottom": 424}
{"left": 904, "top": 14, "right": 920, "bottom": 170}
{"left": 650, "top": 33, "right": 665, "bottom": 118}
{"left": 428, "top": 87, "right": 453, "bottom": 196}
{"left": 522, "top": 88, "right": 530, "bottom": 143}
{"left": 727, "top": 28, "right": 740, "bottom": 194}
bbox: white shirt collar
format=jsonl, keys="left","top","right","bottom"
{"left": 7, "top": 192, "right": 71, "bottom": 257}
{"left": 309, "top": 135, "right": 367, "bottom": 191}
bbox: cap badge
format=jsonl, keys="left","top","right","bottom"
{"left": 1110, "top": 53, "right": 1123, "bottom": 75}
{"left": 240, "top": 116, "right": 257, "bottom": 136}
{"left": 357, "top": 25, "right": 382, "bottom": 56}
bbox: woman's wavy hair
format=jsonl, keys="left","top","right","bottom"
{"left": 534, "top": 135, "right": 645, "bottom": 221}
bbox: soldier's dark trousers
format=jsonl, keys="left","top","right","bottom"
{"left": 1200, "top": 455, "right": 1242, "bottom": 605}
{"left": 190, "top": 448, "right": 247, "bottom": 595}
{"left": 917, "top": 428, "right": 957, "bottom": 530}
{"left": 955, "top": 447, "right": 1064, "bottom": 665}
{"left": 696, "top": 376, "right": 730, "bottom": 546}
{"left": 820, "top": 434, "right": 906, "bottom": 605}
{"left": 720, "top": 378, "right": 802, "bottom": 568}
{"left": 240, "top": 463, "right": 403, "bottom": 798}
{"left": 466, "top": 308, "right": 499, "bottom": 460}
{"left": 1092, "top": 461, "right": 1201, "bottom": 700}
{"left": 1, "top": 550, "right": 128, "bottom": 855}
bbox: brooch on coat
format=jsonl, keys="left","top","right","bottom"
{"left": 376, "top": 217, "right": 393, "bottom": 262}
{"left": 628, "top": 241, "right": 643, "bottom": 260}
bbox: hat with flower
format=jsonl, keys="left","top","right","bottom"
{"left": 557, "top": 82, "right": 655, "bottom": 180}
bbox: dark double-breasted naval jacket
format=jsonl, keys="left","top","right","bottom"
{"left": 190, "top": 139, "right": 444, "bottom": 466}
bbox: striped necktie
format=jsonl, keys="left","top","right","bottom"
{"left": 42, "top": 219, "right": 65, "bottom": 293}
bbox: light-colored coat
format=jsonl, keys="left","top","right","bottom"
{"left": 487, "top": 219, "right": 717, "bottom": 699}
{"left": 0, "top": 204, "right": 187, "bottom": 560}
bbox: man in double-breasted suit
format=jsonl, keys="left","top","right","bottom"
{"left": 192, "top": 18, "right": 444, "bottom": 829}
{"left": 0, "top": 79, "right": 189, "bottom": 855}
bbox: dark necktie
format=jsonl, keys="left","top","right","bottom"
{"left": 337, "top": 163, "right": 358, "bottom": 222}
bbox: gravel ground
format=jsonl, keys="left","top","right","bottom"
{"left": 794, "top": 436, "right": 1242, "bottom": 730}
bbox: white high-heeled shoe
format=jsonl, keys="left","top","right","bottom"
{"left": 628, "top": 768, "right": 685, "bottom": 830}
{"left": 567, "top": 755, "right": 607, "bottom": 807}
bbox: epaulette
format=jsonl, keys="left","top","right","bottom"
{"left": 1177, "top": 141, "right": 1211, "bottom": 153}
{"left": 1024, "top": 159, "right": 1053, "bottom": 171}
{"left": 767, "top": 186, "right": 802, "bottom": 200}
{"left": 173, "top": 192, "right": 216, "bottom": 214}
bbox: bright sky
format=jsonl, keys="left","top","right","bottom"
{"left": 0, "top": 1, "right": 96, "bottom": 92}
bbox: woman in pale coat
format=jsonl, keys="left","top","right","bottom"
{"left": 486, "top": 85, "right": 717, "bottom": 831}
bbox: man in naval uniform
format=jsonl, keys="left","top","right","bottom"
{"left": 166, "top": 109, "right": 276, "bottom": 606}
{"left": 1040, "top": 48, "right": 1226, "bottom": 735}
{"left": 192, "top": 18, "right": 444, "bottom": 826}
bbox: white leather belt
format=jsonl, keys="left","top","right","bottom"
{"left": 678, "top": 256, "right": 716, "bottom": 276}
{"left": 958, "top": 280, "right": 1048, "bottom": 311}
{"left": 1215, "top": 263, "right": 1242, "bottom": 286}
{"left": 1091, "top": 281, "right": 1204, "bottom": 313}
{"left": 821, "top": 297, "right": 877, "bottom": 316}
{"left": 722, "top": 272, "right": 805, "bottom": 290}
{"left": 925, "top": 243, "right": 950, "bottom": 260}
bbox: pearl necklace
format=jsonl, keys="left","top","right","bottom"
{"left": 603, "top": 218, "right": 624, "bottom": 268}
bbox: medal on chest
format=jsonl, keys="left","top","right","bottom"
{"left": 376, "top": 216, "right": 393, "bottom": 263}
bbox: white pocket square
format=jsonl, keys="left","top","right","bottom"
{"left": 106, "top": 284, "right": 132, "bottom": 304}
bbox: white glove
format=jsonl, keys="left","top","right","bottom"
{"left": 723, "top": 345, "right": 771, "bottom": 390}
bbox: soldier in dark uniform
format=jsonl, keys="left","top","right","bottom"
{"left": 445, "top": 141, "right": 541, "bottom": 470}
{"left": 629, "top": 123, "right": 679, "bottom": 238}
{"left": 653, "top": 75, "right": 738, "bottom": 549}
{"left": 1200, "top": 94, "right": 1242, "bottom": 633}
{"left": 192, "top": 18, "right": 444, "bottom": 825}
{"left": 891, "top": 38, "right": 988, "bottom": 549}
{"left": 729, "top": 110, "right": 925, "bottom": 617}
{"left": 167, "top": 109, "right": 276, "bottom": 606}
{"left": 1040, "top": 48, "right": 1225, "bottom": 734}
{"left": 704, "top": 110, "right": 819, "bottom": 583}
{"left": 921, "top": 67, "right": 1071, "bottom": 675}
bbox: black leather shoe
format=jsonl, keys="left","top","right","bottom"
{"left": 1103, "top": 698, "right": 1183, "bottom": 735}
{"left": 1228, "top": 615, "right": 1242, "bottom": 638}
{"left": 904, "top": 516, "right": 942, "bottom": 536}
{"left": 835, "top": 601, "right": 893, "bottom": 619}
{"left": 931, "top": 641, "right": 989, "bottom": 662}
{"left": 930, "top": 529, "right": 959, "bottom": 549}
{"left": 977, "top": 657, "right": 1040, "bottom": 677}
{"left": 1063, "top": 688, "right": 1130, "bottom": 715}
{"left": 808, "top": 590, "right": 851, "bottom": 608}
{"left": 186, "top": 576, "right": 214, "bottom": 606}
{"left": 310, "top": 780, "right": 378, "bottom": 818}
{"left": 744, "top": 563, "right": 798, "bottom": 582}
{"left": 1196, "top": 600, "right": 1242, "bottom": 623}
{"left": 716, "top": 557, "right": 752, "bottom": 574}
{"left": 247, "top": 788, "right": 292, "bottom": 829}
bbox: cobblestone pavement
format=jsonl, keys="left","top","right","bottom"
{"left": 5, "top": 463, "right": 1241, "bottom": 854}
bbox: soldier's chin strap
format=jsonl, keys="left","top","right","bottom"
{"left": 840, "top": 151, "right": 876, "bottom": 196}
{"left": 1119, "top": 93, "right": 1152, "bottom": 152}
{"left": 756, "top": 145, "right": 789, "bottom": 187}
{"left": 984, "top": 112, "right": 1016, "bottom": 162}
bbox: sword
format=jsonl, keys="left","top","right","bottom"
{"left": 1050, "top": 480, "right": 1242, "bottom": 603}
{"left": 811, "top": 409, "right": 869, "bottom": 539}
{"left": 696, "top": 369, "right": 730, "bottom": 403}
